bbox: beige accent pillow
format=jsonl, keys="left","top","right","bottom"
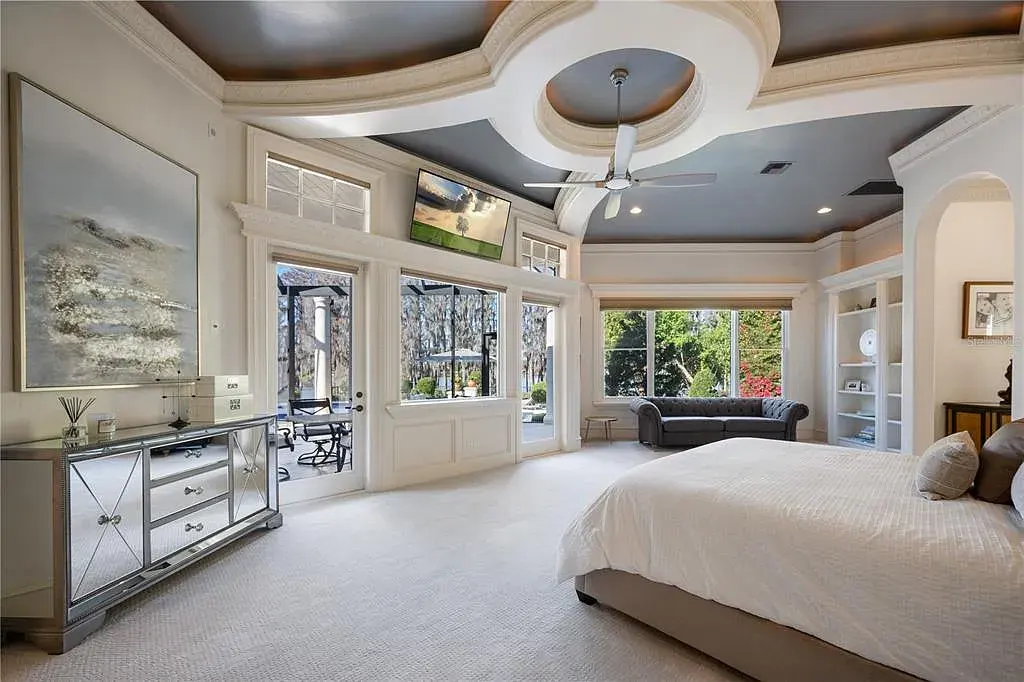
{"left": 915, "top": 431, "right": 979, "bottom": 500}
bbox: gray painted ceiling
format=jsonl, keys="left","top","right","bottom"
{"left": 372, "top": 121, "right": 570, "bottom": 208}
{"left": 584, "top": 107, "right": 962, "bottom": 243}
{"left": 546, "top": 49, "right": 695, "bottom": 126}
{"left": 775, "top": 1, "right": 1023, "bottom": 64}
{"left": 140, "top": 1, "right": 507, "bottom": 79}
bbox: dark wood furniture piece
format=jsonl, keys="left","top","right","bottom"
{"left": 1, "top": 416, "right": 281, "bottom": 653}
{"left": 943, "top": 401, "right": 1012, "bottom": 448}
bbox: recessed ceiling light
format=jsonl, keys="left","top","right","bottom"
{"left": 629, "top": 206, "right": 642, "bottom": 215}
{"left": 817, "top": 206, "right": 832, "bottom": 214}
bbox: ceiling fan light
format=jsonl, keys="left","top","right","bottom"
{"left": 817, "top": 206, "right": 832, "bottom": 214}
{"left": 629, "top": 206, "right": 642, "bottom": 214}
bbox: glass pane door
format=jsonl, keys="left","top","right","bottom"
{"left": 521, "top": 302, "right": 558, "bottom": 454}
{"left": 275, "top": 262, "right": 365, "bottom": 502}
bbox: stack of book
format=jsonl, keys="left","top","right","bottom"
{"left": 850, "top": 425, "right": 876, "bottom": 445}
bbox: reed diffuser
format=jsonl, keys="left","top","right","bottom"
{"left": 58, "top": 395, "right": 95, "bottom": 448}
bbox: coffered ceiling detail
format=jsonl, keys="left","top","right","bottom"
{"left": 100, "top": 1, "right": 1024, "bottom": 239}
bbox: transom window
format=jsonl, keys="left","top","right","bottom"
{"left": 520, "top": 236, "right": 565, "bottom": 278}
{"left": 266, "top": 156, "right": 368, "bottom": 231}
{"left": 602, "top": 308, "right": 785, "bottom": 399}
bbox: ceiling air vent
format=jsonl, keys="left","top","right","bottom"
{"left": 760, "top": 161, "right": 792, "bottom": 175}
{"left": 847, "top": 180, "right": 903, "bottom": 196}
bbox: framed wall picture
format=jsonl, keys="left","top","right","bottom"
{"left": 8, "top": 74, "right": 199, "bottom": 390}
{"left": 962, "top": 281, "right": 1013, "bottom": 339}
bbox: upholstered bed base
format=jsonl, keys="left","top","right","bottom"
{"left": 574, "top": 569, "right": 921, "bottom": 682}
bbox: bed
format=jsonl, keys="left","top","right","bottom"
{"left": 557, "top": 439, "right": 1024, "bottom": 682}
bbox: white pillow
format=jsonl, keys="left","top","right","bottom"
{"left": 915, "top": 431, "right": 979, "bottom": 501}
{"left": 1011, "top": 462, "right": 1024, "bottom": 519}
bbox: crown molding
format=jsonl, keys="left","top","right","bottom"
{"left": 582, "top": 241, "right": 813, "bottom": 255}
{"left": 537, "top": 72, "right": 706, "bottom": 156}
{"left": 818, "top": 254, "right": 903, "bottom": 291}
{"left": 757, "top": 35, "right": 1023, "bottom": 103}
{"left": 85, "top": 1, "right": 224, "bottom": 104}
{"left": 889, "top": 104, "right": 1014, "bottom": 176}
{"left": 947, "top": 179, "right": 1013, "bottom": 203}
{"left": 222, "top": 1, "right": 586, "bottom": 116}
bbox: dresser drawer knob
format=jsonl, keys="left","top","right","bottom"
{"left": 97, "top": 514, "right": 122, "bottom": 526}
{"left": 184, "top": 449, "right": 202, "bottom": 459}
{"left": 184, "top": 522, "right": 204, "bottom": 533}
{"left": 183, "top": 485, "right": 204, "bottom": 496}
{"left": 243, "top": 465, "right": 259, "bottom": 474}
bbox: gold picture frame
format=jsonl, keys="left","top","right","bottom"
{"left": 962, "top": 281, "right": 1013, "bottom": 340}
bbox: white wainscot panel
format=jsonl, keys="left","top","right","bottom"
{"left": 461, "top": 414, "right": 512, "bottom": 460}
{"left": 394, "top": 421, "right": 455, "bottom": 471}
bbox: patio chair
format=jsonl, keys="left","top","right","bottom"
{"left": 289, "top": 398, "right": 353, "bottom": 471}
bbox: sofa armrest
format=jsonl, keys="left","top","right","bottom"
{"left": 761, "top": 398, "right": 810, "bottom": 441}
{"left": 629, "top": 398, "right": 663, "bottom": 445}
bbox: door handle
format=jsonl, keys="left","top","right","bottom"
{"left": 355, "top": 391, "right": 364, "bottom": 399}
{"left": 354, "top": 405, "right": 364, "bottom": 412}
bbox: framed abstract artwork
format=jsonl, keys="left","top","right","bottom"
{"left": 8, "top": 74, "right": 199, "bottom": 390}
{"left": 962, "top": 281, "right": 1013, "bottom": 339}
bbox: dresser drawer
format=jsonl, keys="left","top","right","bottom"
{"left": 150, "top": 466, "right": 229, "bottom": 522}
{"left": 149, "top": 436, "right": 229, "bottom": 481}
{"left": 150, "top": 499, "right": 229, "bottom": 562}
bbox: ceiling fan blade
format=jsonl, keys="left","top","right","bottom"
{"left": 635, "top": 172, "right": 717, "bottom": 188}
{"left": 613, "top": 124, "right": 637, "bottom": 176}
{"left": 604, "top": 192, "right": 622, "bottom": 220}
{"left": 523, "top": 180, "right": 604, "bottom": 188}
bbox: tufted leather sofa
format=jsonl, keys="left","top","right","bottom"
{"left": 629, "top": 397, "right": 809, "bottom": 447}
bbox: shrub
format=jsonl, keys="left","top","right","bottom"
{"left": 415, "top": 377, "right": 436, "bottom": 396}
{"left": 433, "top": 388, "right": 447, "bottom": 399}
{"left": 530, "top": 381, "right": 547, "bottom": 404}
{"left": 468, "top": 370, "right": 481, "bottom": 385}
{"left": 401, "top": 379, "right": 413, "bottom": 396}
{"left": 687, "top": 366, "right": 716, "bottom": 397}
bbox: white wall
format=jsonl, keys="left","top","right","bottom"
{"left": 932, "top": 200, "right": 1015, "bottom": 436}
{"left": 0, "top": 2, "right": 246, "bottom": 443}
{"left": 579, "top": 244, "right": 817, "bottom": 439}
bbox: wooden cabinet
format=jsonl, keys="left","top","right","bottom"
{"left": 943, "top": 402, "right": 1012, "bottom": 449}
{"left": 1, "top": 416, "right": 280, "bottom": 653}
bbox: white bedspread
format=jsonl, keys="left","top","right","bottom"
{"left": 557, "top": 439, "right": 1024, "bottom": 682}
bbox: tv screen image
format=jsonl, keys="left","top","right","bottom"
{"left": 410, "top": 169, "right": 511, "bottom": 260}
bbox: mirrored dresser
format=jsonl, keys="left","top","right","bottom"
{"left": 1, "top": 416, "right": 281, "bottom": 653}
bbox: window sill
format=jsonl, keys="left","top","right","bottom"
{"left": 386, "top": 397, "right": 517, "bottom": 420}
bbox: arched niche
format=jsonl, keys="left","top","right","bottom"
{"left": 893, "top": 106, "right": 1023, "bottom": 453}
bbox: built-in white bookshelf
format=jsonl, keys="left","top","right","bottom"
{"left": 820, "top": 255, "right": 904, "bottom": 452}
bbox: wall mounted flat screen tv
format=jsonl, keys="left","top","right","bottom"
{"left": 410, "top": 169, "right": 511, "bottom": 260}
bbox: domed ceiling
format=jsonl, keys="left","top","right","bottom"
{"left": 545, "top": 49, "right": 696, "bottom": 127}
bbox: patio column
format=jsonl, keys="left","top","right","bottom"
{"left": 313, "top": 296, "right": 331, "bottom": 400}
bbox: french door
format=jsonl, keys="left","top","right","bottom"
{"left": 273, "top": 259, "right": 366, "bottom": 503}
{"left": 520, "top": 300, "right": 560, "bottom": 457}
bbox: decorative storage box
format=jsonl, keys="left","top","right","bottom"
{"left": 194, "top": 375, "right": 249, "bottom": 398}
{"left": 192, "top": 395, "right": 253, "bottom": 423}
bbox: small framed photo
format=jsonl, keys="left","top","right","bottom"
{"left": 962, "top": 281, "right": 1013, "bottom": 339}
{"left": 844, "top": 379, "right": 863, "bottom": 391}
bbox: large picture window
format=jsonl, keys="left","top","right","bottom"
{"left": 603, "top": 309, "right": 784, "bottom": 399}
{"left": 400, "top": 275, "right": 500, "bottom": 401}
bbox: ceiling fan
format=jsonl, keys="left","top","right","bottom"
{"left": 524, "top": 68, "right": 716, "bottom": 219}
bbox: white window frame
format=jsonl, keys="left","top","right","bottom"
{"left": 266, "top": 156, "right": 369, "bottom": 229}
{"left": 597, "top": 305, "right": 790, "bottom": 402}
{"left": 246, "top": 127, "right": 387, "bottom": 234}
{"left": 398, "top": 272, "right": 504, "bottom": 404}
{"left": 513, "top": 216, "right": 579, "bottom": 280}
{"left": 519, "top": 234, "right": 566, "bottom": 278}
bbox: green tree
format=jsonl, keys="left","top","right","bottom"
{"left": 688, "top": 364, "right": 717, "bottom": 397}
{"left": 737, "top": 310, "right": 783, "bottom": 397}
{"left": 530, "top": 382, "right": 547, "bottom": 404}
{"left": 603, "top": 310, "right": 647, "bottom": 396}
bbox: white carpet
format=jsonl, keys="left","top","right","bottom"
{"left": 2, "top": 443, "right": 745, "bottom": 681}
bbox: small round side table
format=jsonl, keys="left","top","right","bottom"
{"left": 584, "top": 416, "right": 617, "bottom": 441}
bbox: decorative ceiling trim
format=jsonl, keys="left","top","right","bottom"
{"left": 536, "top": 72, "right": 706, "bottom": 156}
{"left": 86, "top": 1, "right": 224, "bottom": 103}
{"left": 221, "top": 1, "right": 586, "bottom": 116}
{"left": 889, "top": 104, "right": 1013, "bottom": 175}
{"left": 757, "top": 36, "right": 1023, "bottom": 103}
{"left": 948, "top": 178, "right": 1013, "bottom": 202}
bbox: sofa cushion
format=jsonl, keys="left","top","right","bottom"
{"left": 718, "top": 417, "right": 786, "bottom": 433}
{"left": 703, "top": 398, "right": 764, "bottom": 418}
{"left": 662, "top": 417, "right": 725, "bottom": 433}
